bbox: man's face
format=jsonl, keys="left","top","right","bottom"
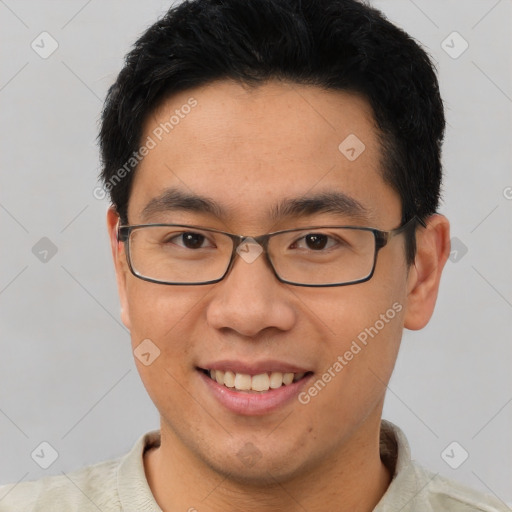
{"left": 110, "top": 80, "right": 412, "bottom": 482}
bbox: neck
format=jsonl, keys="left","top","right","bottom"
{"left": 144, "top": 417, "right": 392, "bottom": 512}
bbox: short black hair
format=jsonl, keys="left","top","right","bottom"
{"left": 99, "top": 0, "right": 445, "bottom": 265}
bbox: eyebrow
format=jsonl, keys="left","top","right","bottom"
{"left": 140, "top": 188, "right": 224, "bottom": 222}
{"left": 139, "top": 188, "right": 372, "bottom": 224}
{"left": 270, "top": 191, "right": 371, "bottom": 223}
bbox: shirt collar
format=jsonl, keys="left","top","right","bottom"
{"left": 374, "top": 420, "right": 434, "bottom": 511}
{"left": 117, "top": 429, "right": 162, "bottom": 511}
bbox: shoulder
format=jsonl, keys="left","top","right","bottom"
{"left": 0, "top": 457, "right": 121, "bottom": 512}
{"left": 407, "top": 461, "right": 509, "bottom": 512}
{"left": 378, "top": 421, "right": 509, "bottom": 512}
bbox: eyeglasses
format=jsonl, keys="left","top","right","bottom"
{"left": 117, "top": 216, "right": 419, "bottom": 287}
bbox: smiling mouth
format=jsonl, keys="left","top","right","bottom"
{"left": 199, "top": 368, "right": 312, "bottom": 393}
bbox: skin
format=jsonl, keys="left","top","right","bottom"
{"left": 106, "top": 80, "right": 450, "bottom": 511}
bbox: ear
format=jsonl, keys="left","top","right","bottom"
{"left": 404, "top": 214, "right": 450, "bottom": 330}
{"left": 106, "top": 206, "right": 132, "bottom": 330}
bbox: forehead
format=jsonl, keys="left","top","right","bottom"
{"left": 128, "top": 80, "right": 401, "bottom": 228}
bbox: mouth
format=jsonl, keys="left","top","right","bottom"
{"left": 199, "top": 368, "right": 312, "bottom": 393}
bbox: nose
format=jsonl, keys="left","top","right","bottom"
{"left": 206, "top": 245, "right": 296, "bottom": 338}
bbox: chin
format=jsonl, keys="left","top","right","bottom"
{"left": 203, "top": 451, "right": 308, "bottom": 487}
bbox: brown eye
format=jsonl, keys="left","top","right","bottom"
{"left": 304, "top": 234, "right": 328, "bottom": 250}
{"left": 291, "top": 233, "right": 339, "bottom": 251}
{"left": 164, "top": 231, "right": 211, "bottom": 249}
{"left": 181, "top": 232, "right": 206, "bottom": 249}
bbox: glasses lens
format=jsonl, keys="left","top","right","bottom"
{"left": 269, "top": 227, "right": 376, "bottom": 285}
{"left": 125, "top": 225, "right": 377, "bottom": 286}
{"left": 128, "top": 226, "right": 232, "bottom": 284}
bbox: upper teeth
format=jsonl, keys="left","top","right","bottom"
{"left": 208, "top": 370, "right": 305, "bottom": 392}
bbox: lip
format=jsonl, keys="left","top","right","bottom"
{"left": 198, "top": 359, "right": 311, "bottom": 375}
{"left": 198, "top": 368, "right": 313, "bottom": 416}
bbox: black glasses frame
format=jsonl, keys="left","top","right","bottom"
{"left": 117, "top": 216, "right": 421, "bottom": 287}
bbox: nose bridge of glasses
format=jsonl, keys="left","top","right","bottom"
{"left": 232, "top": 234, "right": 271, "bottom": 267}
{"left": 230, "top": 232, "right": 270, "bottom": 248}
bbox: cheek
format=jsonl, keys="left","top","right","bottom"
{"left": 300, "top": 274, "right": 406, "bottom": 419}
{"left": 328, "top": 279, "right": 405, "bottom": 376}
{"left": 127, "top": 279, "right": 198, "bottom": 332}
{"left": 299, "top": 269, "right": 406, "bottom": 350}
{"left": 125, "top": 279, "right": 209, "bottom": 369}
{"left": 126, "top": 282, "right": 206, "bottom": 413}
{"left": 326, "top": 298, "right": 404, "bottom": 382}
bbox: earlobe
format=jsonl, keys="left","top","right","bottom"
{"left": 106, "top": 207, "right": 132, "bottom": 331}
{"left": 403, "top": 214, "right": 450, "bottom": 331}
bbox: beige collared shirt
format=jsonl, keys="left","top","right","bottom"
{"left": 0, "top": 421, "right": 508, "bottom": 511}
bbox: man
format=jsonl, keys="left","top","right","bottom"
{"left": 0, "top": 0, "right": 507, "bottom": 510}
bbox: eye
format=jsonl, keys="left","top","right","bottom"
{"left": 291, "top": 233, "right": 339, "bottom": 251}
{"left": 167, "top": 231, "right": 213, "bottom": 249}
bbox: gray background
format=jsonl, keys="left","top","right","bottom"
{"left": 1, "top": 0, "right": 511, "bottom": 506}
